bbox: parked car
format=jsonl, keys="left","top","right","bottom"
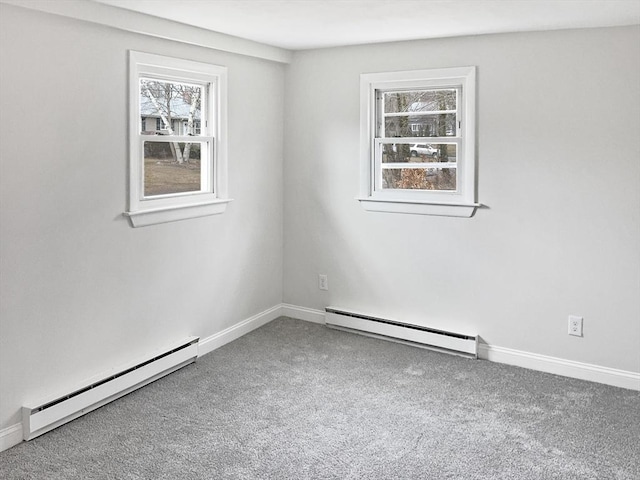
{"left": 410, "top": 143, "right": 438, "bottom": 157}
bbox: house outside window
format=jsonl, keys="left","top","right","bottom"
{"left": 125, "top": 51, "right": 230, "bottom": 227}
{"left": 359, "top": 66, "right": 478, "bottom": 217}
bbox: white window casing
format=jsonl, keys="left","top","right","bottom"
{"left": 359, "top": 66, "right": 479, "bottom": 217}
{"left": 124, "top": 51, "right": 231, "bottom": 227}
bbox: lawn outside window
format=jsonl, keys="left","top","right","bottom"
{"left": 125, "top": 51, "right": 231, "bottom": 227}
{"left": 359, "top": 66, "right": 478, "bottom": 217}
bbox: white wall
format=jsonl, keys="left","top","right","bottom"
{"left": 0, "top": 4, "right": 284, "bottom": 431}
{"left": 283, "top": 26, "right": 640, "bottom": 373}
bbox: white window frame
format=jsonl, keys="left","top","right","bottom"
{"left": 124, "top": 51, "right": 231, "bottom": 227}
{"left": 359, "top": 66, "right": 478, "bottom": 217}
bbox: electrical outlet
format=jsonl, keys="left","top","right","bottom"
{"left": 318, "top": 274, "right": 328, "bottom": 291}
{"left": 568, "top": 315, "right": 583, "bottom": 337}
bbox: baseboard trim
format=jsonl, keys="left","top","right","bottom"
{"left": 281, "top": 304, "right": 326, "bottom": 324}
{"left": 198, "top": 305, "right": 284, "bottom": 357}
{"left": 280, "top": 304, "right": 639, "bottom": 391}
{"left": 479, "top": 344, "right": 640, "bottom": 391}
{"left": 4, "top": 305, "right": 635, "bottom": 453}
{"left": 1, "top": 307, "right": 283, "bottom": 453}
{"left": 0, "top": 423, "right": 23, "bottom": 453}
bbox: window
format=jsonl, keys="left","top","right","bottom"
{"left": 359, "top": 67, "right": 478, "bottom": 217}
{"left": 182, "top": 120, "right": 201, "bottom": 135}
{"left": 125, "top": 51, "right": 230, "bottom": 227}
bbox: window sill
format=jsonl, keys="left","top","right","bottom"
{"left": 124, "top": 199, "right": 232, "bottom": 227}
{"left": 358, "top": 198, "right": 479, "bottom": 217}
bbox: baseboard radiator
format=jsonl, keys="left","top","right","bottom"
{"left": 22, "top": 337, "right": 199, "bottom": 441}
{"left": 325, "top": 308, "right": 477, "bottom": 358}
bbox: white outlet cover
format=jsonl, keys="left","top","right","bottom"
{"left": 568, "top": 315, "right": 583, "bottom": 337}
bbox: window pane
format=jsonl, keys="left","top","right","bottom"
{"left": 384, "top": 113, "right": 456, "bottom": 137}
{"left": 384, "top": 89, "right": 456, "bottom": 113}
{"left": 144, "top": 141, "right": 202, "bottom": 196}
{"left": 382, "top": 168, "right": 457, "bottom": 191}
{"left": 140, "top": 78, "right": 202, "bottom": 135}
{"left": 381, "top": 143, "right": 457, "bottom": 164}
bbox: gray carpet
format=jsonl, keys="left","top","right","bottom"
{"left": 1, "top": 317, "right": 639, "bottom": 479}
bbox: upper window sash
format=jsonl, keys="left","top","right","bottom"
{"left": 138, "top": 76, "right": 209, "bottom": 137}
{"left": 377, "top": 87, "right": 461, "bottom": 139}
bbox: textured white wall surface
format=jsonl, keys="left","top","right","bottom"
{"left": 0, "top": 4, "right": 284, "bottom": 430}
{"left": 283, "top": 27, "right": 640, "bottom": 373}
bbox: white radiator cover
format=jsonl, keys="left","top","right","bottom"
{"left": 325, "top": 308, "right": 477, "bottom": 358}
{"left": 22, "top": 337, "right": 199, "bottom": 441}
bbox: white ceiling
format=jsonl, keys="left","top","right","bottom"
{"left": 92, "top": 0, "right": 640, "bottom": 50}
